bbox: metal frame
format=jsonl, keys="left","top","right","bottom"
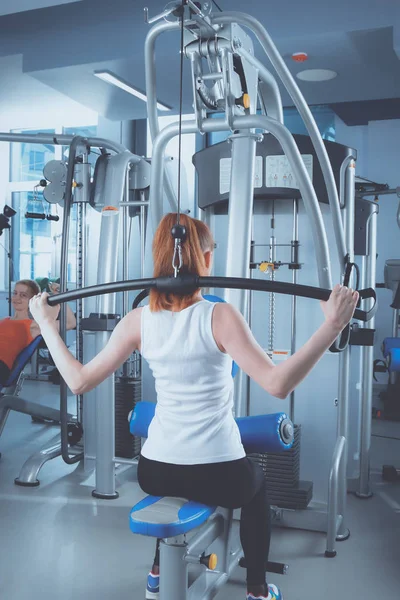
{"left": 356, "top": 205, "right": 378, "bottom": 498}
{"left": 148, "top": 115, "right": 333, "bottom": 289}
{"left": 158, "top": 509, "right": 241, "bottom": 600}
{"left": 141, "top": 2, "right": 367, "bottom": 559}
{"left": 0, "top": 372, "right": 73, "bottom": 485}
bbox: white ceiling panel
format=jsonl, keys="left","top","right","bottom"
{"left": 0, "top": 0, "right": 81, "bottom": 17}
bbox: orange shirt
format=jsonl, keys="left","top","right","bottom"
{"left": 0, "top": 318, "right": 34, "bottom": 369}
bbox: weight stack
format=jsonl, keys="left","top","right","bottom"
{"left": 115, "top": 377, "right": 142, "bottom": 459}
{"left": 249, "top": 424, "right": 313, "bottom": 509}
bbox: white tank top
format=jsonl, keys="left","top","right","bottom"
{"left": 140, "top": 299, "right": 246, "bottom": 465}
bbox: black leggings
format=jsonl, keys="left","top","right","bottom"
{"left": 0, "top": 361, "right": 11, "bottom": 386}
{"left": 137, "top": 455, "right": 271, "bottom": 587}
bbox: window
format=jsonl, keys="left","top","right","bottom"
{"left": 11, "top": 191, "right": 54, "bottom": 281}
{"left": 8, "top": 124, "right": 97, "bottom": 286}
{"left": 10, "top": 129, "right": 55, "bottom": 182}
{"left": 283, "top": 106, "right": 335, "bottom": 141}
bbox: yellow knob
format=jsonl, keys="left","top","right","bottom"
{"left": 72, "top": 181, "right": 78, "bottom": 188}
{"left": 208, "top": 554, "right": 218, "bottom": 570}
{"left": 243, "top": 93, "right": 250, "bottom": 109}
{"left": 259, "top": 262, "right": 274, "bottom": 273}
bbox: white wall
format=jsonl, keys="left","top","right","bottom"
{"left": 335, "top": 117, "right": 400, "bottom": 358}
{"left": 0, "top": 54, "right": 98, "bottom": 309}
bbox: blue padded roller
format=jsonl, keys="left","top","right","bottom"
{"left": 382, "top": 337, "right": 400, "bottom": 358}
{"left": 203, "top": 294, "right": 239, "bottom": 378}
{"left": 236, "top": 413, "right": 294, "bottom": 453}
{"left": 388, "top": 348, "right": 400, "bottom": 373}
{"left": 130, "top": 401, "right": 294, "bottom": 453}
{"left": 130, "top": 400, "right": 156, "bottom": 438}
{"left": 1, "top": 336, "right": 43, "bottom": 389}
{"left": 130, "top": 495, "right": 216, "bottom": 538}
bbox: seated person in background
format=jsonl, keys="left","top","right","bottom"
{"left": 0, "top": 279, "right": 76, "bottom": 384}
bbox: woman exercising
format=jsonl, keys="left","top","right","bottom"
{"left": 0, "top": 279, "right": 76, "bottom": 385}
{"left": 29, "top": 213, "right": 358, "bottom": 600}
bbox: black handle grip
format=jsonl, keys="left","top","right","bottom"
{"left": 25, "top": 212, "right": 46, "bottom": 220}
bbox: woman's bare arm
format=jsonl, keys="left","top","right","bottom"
{"left": 30, "top": 300, "right": 142, "bottom": 395}
{"left": 213, "top": 285, "right": 358, "bottom": 399}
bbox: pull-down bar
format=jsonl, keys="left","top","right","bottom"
{"left": 47, "top": 275, "right": 377, "bottom": 323}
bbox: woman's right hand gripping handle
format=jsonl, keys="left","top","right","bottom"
{"left": 320, "top": 284, "right": 359, "bottom": 332}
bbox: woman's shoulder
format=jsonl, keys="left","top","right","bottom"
{"left": 212, "top": 301, "right": 238, "bottom": 318}
{"left": 125, "top": 306, "right": 145, "bottom": 323}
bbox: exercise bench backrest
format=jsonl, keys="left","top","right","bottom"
{"left": 1, "top": 336, "right": 44, "bottom": 390}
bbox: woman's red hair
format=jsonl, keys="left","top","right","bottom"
{"left": 149, "top": 213, "right": 214, "bottom": 312}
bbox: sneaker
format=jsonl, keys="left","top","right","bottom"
{"left": 146, "top": 571, "right": 160, "bottom": 600}
{"left": 247, "top": 583, "right": 283, "bottom": 600}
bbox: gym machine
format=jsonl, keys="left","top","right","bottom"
{"left": 143, "top": 0, "right": 375, "bottom": 556}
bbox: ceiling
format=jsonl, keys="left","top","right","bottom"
{"left": 0, "top": 0, "right": 81, "bottom": 17}
{"left": 0, "top": 0, "right": 399, "bottom": 125}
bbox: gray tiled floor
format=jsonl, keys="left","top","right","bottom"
{"left": 1, "top": 381, "right": 400, "bottom": 600}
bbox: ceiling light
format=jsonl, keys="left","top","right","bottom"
{"left": 296, "top": 69, "right": 337, "bottom": 82}
{"left": 94, "top": 71, "right": 171, "bottom": 111}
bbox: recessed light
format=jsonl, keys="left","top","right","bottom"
{"left": 296, "top": 69, "right": 337, "bottom": 82}
{"left": 94, "top": 71, "right": 171, "bottom": 111}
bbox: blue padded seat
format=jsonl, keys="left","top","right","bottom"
{"left": 1, "top": 336, "right": 44, "bottom": 390}
{"left": 382, "top": 337, "right": 400, "bottom": 358}
{"left": 130, "top": 495, "right": 216, "bottom": 538}
{"left": 388, "top": 348, "right": 400, "bottom": 373}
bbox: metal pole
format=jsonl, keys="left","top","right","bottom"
{"left": 224, "top": 133, "right": 257, "bottom": 417}
{"left": 140, "top": 206, "right": 146, "bottom": 278}
{"left": 392, "top": 307, "right": 399, "bottom": 338}
{"left": 268, "top": 202, "right": 276, "bottom": 356}
{"left": 0, "top": 131, "right": 127, "bottom": 154}
{"left": 246, "top": 286, "right": 252, "bottom": 416}
{"left": 336, "top": 159, "right": 355, "bottom": 537}
{"left": 360, "top": 187, "right": 400, "bottom": 198}
{"left": 144, "top": 20, "right": 180, "bottom": 215}
{"left": 8, "top": 228, "right": 12, "bottom": 317}
{"left": 391, "top": 304, "right": 399, "bottom": 384}
{"left": 91, "top": 154, "right": 141, "bottom": 498}
{"left": 122, "top": 170, "right": 130, "bottom": 377}
{"left": 356, "top": 206, "right": 378, "bottom": 498}
{"left": 325, "top": 436, "right": 346, "bottom": 556}
{"left": 59, "top": 136, "right": 88, "bottom": 465}
{"left": 76, "top": 200, "right": 85, "bottom": 423}
{"left": 289, "top": 199, "right": 299, "bottom": 422}
{"left": 92, "top": 211, "right": 119, "bottom": 499}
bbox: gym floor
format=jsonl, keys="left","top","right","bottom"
{"left": 0, "top": 381, "right": 399, "bottom": 600}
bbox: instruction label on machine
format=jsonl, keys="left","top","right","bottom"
{"left": 266, "top": 349, "right": 291, "bottom": 363}
{"left": 219, "top": 156, "right": 263, "bottom": 195}
{"left": 265, "top": 154, "right": 313, "bottom": 189}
